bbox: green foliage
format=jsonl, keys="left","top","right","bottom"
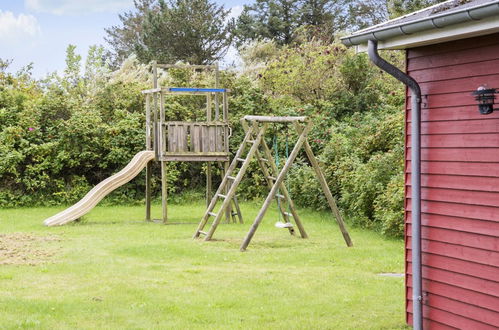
{"left": 235, "top": 0, "right": 351, "bottom": 47}
{"left": 1, "top": 36, "right": 408, "bottom": 237}
{"left": 387, "top": 0, "right": 448, "bottom": 18}
{"left": 105, "top": 0, "right": 157, "bottom": 68}
{"left": 107, "top": 0, "right": 234, "bottom": 65}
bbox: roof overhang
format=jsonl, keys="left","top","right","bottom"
{"left": 341, "top": 1, "right": 499, "bottom": 52}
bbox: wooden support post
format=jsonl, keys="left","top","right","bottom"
{"left": 220, "top": 161, "right": 231, "bottom": 223}
{"left": 207, "top": 93, "right": 212, "bottom": 121}
{"left": 206, "top": 162, "right": 212, "bottom": 208}
{"left": 215, "top": 63, "right": 220, "bottom": 120}
{"left": 145, "top": 94, "right": 152, "bottom": 221}
{"left": 159, "top": 91, "right": 168, "bottom": 223}
{"left": 294, "top": 122, "right": 353, "bottom": 247}
{"left": 161, "top": 160, "right": 168, "bottom": 223}
{"left": 240, "top": 121, "right": 312, "bottom": 251}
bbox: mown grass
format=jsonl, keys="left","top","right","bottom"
{"left": 0, "top": 201, "right": 407, "bottom": 329}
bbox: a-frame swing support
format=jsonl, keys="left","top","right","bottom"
{"left": 194, "top": 115, "right": 353, "bottom": 251}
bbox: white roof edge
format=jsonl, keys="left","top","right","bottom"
{"left": 354, "top": 15, "right": 499, "bottom": 52}
{"left": 352, "top": 0, "right": 455, "bottom": 35}
{"left": 342, "top": 0, "right": 499, "bottom": 48}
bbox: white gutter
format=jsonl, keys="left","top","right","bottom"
{"left": 341, "top": 1, "right": 499, "bottom": 48}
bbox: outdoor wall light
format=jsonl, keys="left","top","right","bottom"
{"left": 473, "top": 86, "right": 497, "bottom": 115}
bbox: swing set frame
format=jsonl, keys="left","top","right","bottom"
{"left": 194, "top": 115, "right": 353, "bottom": 251}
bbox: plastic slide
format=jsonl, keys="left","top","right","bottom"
{"left": 43, "top": 150, "right": 155, "bottom": 226}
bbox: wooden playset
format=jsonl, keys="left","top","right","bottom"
{"left": 44, "top": 62, "right": 352, "bottom": 251}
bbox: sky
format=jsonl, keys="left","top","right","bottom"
{"left": 0, "top": 0, "right": 249, "bottom": 78}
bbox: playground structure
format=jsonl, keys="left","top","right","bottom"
{"left": 43, "top": 62, "right": 352, "bottom": 252}
{"left": 141, "top": 62, "right": 241, "bottom": 224}
{"left": 44, "top": 62, "right": 241, "bottom": 226}
{"left": 194, "top": 115, "right": 353, "bottom": 251}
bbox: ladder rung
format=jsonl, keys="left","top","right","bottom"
{"left": 208, "top": 212, "right": 217, "bottom": 217}
{"left": 245, "top": 140, "right": 255, "bottom": 144}
{"left": 217, "top": 194, "right": 227, "bottom": 199}
{"left": 284, "top": 212, "right": 293, "bottom": 217}
{"left": 198, "top": 231, "right": 208, "bottom": 236}
{"left": 261, "top": 158, "right": 269, "bottom": 162}
{"left": 236, "top": 157, "right": 246, "bottom": 162}
{"left": 227, "top": 176, "right": 236, "bottom": 180}
{"left": 267, "top": 176, "right": 276, "bottom": 180}
{"left": 276, "top": 194, "right": 285, "bottom": 199}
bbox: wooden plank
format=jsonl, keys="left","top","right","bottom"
{"left": 406, "top": 212, "right": 499, "bottom": 237}
{"left": 206, "top": 162, "right": 212, "bottom": 208}
{"left": 408, "top": 306, "right": 496, "bottom": 330}
{"left": 192, "top": 125, "right": 200, "bottom": 152}
{"left": 206, "top": 93, "right": 212, "bottom": 121}
{"left": 406, "top": 224, "right": 499, "bottom": 251}
{"left": 408, "top": 43, "right": 499, "bottom": 71}
{"left": 215, "top": 125, "right": 223, "bottom": 152}
{"left": 406, "top": 174, "right": 499, "bottom": 192}
{"left": 162, "top": 156, "right": 229, "bottom": 162}
{"left": 168, "top": 124, "right": 175, "bottom": 152}
{"left": 407, "top": 134, "right": 499, "bottom": 148}
{"left": 415, "top": 74, "right": 499, "bottom": 96}
{"left": 408, "top": 286, "right": 499, "bottom": 322}
{"left": 406, "top": 147, "right": 499, "bottom": 163}
{"left": 406, "top": 199, "right": 499, "bottom": 222}
{"left": 297, "top": 125, "right": 352, "bottom": 247}
{"left": 407, "top": 120, "right": 499, "bottom": 135}
{"left": 408, "top": 58, "right": 499, "bottom": 83}
{"left": 406, "top": 238, "right": 499, "bottom": 267}
{"left": 407, "top": 296, "right": 499, "bottom": 329}
{"left": 407, "top": 93, "right": 479, "bottom": 109}
{"left": 244, "top": 115, "right": 307, "bottom": 122}
{"left": 406, "top": 266, "right": 499, "bottom": 298}
{"left": 406, "top": 161, "right": 499, "bottom": 177}
{"left": 406, "top": 187, "right": 499, "bottom": 208}
{"left": 201, "top": 125, "right": 208, "bottom": 152}
{"left": 407, "top": 33, "right": 499, "bottom": 59}
{"left": 407, "top": 106, "right": 499, "bottom": 122}
{"left": 161, "top": 160, "right": 168, "bottom": 223}
{"left": 406, "top": 251, "right": 499, "bottom": 282}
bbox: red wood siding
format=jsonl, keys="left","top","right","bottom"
{"left": 405, "top": 33, "right": 499, "bottom": 328}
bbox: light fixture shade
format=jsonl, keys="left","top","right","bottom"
{"left": 473, "top": 87, "right": 497, "bottom": 115}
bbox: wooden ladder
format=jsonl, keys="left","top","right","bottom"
{"left": 193, "top": 121, "right": 266, "bottom": 240}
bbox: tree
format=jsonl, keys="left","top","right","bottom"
{"left": 387, "top": 0, "right": 447, "bottom": 18}
{"left": 105, "top": 0, "right": 234, "bottom": 66}
{"left": 234, "top": 0, "right": 301, "bottom": 46}
{"left": 105, "top": 0, "right": 157, "bottom": 68}
{"left": 137, "top": 0, "right": 234, "bottom": 65}
{"left": 296, "top": 0, "right": 351, "bottom": 43}
{"left": 347, "top": 0, "right": 389, "bottom": 30}
{"left": 235, "top": 0, "right": 353, "bottom": 47}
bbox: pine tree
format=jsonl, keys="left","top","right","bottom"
{"left": 105, "top": 0, "right": 234, "bottom": 66}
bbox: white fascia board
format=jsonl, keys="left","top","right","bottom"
{"left": 355, "top": 15, "right": 499, "bottom": 53}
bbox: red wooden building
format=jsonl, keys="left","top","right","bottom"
{"left": 342, "top": 0, "right": 499, "bottom": 328}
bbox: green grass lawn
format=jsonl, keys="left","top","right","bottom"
{"left": 0, "top": 201, "right": 407, "bottom": 329}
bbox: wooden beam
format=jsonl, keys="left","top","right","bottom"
{"left": 244, "top": 115, "right": 307, "bottom": 123}
{"left": 294, "top": 122, "right": 353, "bottom": 247}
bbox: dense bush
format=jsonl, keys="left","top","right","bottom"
{"left": 1, "top": 40, "right": 407, "bottom": 237}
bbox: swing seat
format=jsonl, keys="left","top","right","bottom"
{"left": 275, "top": 221, "right": 294, "bottom": 229}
